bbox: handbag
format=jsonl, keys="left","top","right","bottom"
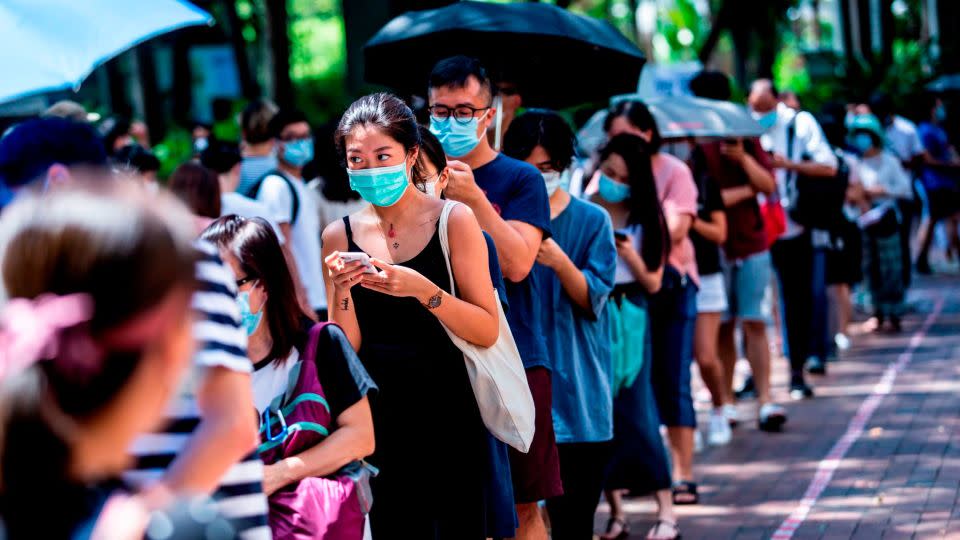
{"left": 258, "top": 322, "right": 377, "bottom": 540}
{"left": 608, "top": 294, "right": 648, "bottom": 394}
{"left": 785, "top": 120, "right": 849, "bottom": 231}
{"left": 436, "top": 200, "right": 536, "bottom": 453}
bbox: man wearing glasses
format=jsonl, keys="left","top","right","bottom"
{"left": 428, "top": 55, "right": 558, "bottom": 540}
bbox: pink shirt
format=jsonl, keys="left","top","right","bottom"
{"left": 651, "top": 153, "right": 699, "bottom": 286}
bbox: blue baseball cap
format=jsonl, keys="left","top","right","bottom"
{"left": 0, "top": 117, "right": 107, "bottom": 189}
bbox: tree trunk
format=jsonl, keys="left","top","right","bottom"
{"left": 136, "top": 43, "right": 164, "bottom": 142}
{"left": 105, "top": 57, "right": 132, "bottom": 119}
{"left": 171, "top": 33, "right": 193, "bottom": 125}
{"left": 222, "top": 0, "right": 260, "bottom": 99}
{"left": 265, "top": 0, "right": 293, "bottom": 106}
{"left": 699, "top": 0, "right": 735, "bottom": 66}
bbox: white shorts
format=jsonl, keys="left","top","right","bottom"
{"left": 696, "top": 272, "right": 729, "bottom": 314}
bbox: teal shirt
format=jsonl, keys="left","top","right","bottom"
{"left": 535, "top": 196, "right": 617, "bottom": 443}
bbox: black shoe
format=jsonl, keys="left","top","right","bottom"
{"left": 916, "top": 259, "right": 932, "bottom": 275}
{"left": 735, "top": 375, "right": 757, "bottom": 400}
{"left": 890, "top": 315, "right": 902, "bottom": 333}
{"left": 789, "top": 376, "right": 814, "bottom": 400}
{"left": 806, "top": 356, "right": 826, "bottom": 375}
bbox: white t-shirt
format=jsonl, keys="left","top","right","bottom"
{"left": 850, "top": 151, "right": 913, "bottom": 207}
{"left": 257, "top": 172, "right": 326, "bottom": 311}
{"left": 252, "top": 348, "right": 299, "bottom": 414}
{"left": 759, "top": 103, "right": 839, "bottom": 238}
{"left": 221, "top": 192, "right": 285, "bottom": 244}
{"left": 884, "top": 115, "right": 925, "bottom": 163}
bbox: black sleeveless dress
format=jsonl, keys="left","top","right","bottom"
{"left": 342, "top": 217, "right": 490, "bottom": 539}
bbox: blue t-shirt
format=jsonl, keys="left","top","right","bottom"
{"left": 473, "top": 153, "right": 552, "bottom": 370}
{"left": 918, "top": 122, "right": 959, "bottom": 191}
{"left": 535, "top": 197, "right": 617, "bottom": 443}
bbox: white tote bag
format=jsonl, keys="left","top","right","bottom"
{"left": 436, "top": 201, "right": 535, "bottom": 453}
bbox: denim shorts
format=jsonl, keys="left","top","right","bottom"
{"left": 721, "top": 250, "right": 773, "bottom": 323}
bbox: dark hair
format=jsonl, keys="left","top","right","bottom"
{"left": 99, "top": 117, "right": 131, "bottom": 154}
{"left": 201, "top": 216, "right": 307, "bottom": 365}
{"left": 0, "top": 184, "right": 197, "bottom": 538}
{"left": 415, "top": 124, "right": 446, "bottom": 187}
{"left": 428, "top": 55, "right": 495, "bottom": 106}
{"left": 599, "top": 134, "right": 668, "bottom": 271}
{"left": 604, "top": 100, "right": 663, "bottom": 152}
{"left": 269, "top": 109, "right": 310, "bottom": 140}
{"left": 200, "top": 141, "right": 243, "bottom": 175}
{"left": 241, "top": 98, "right": 279, "bottom": 144}
{"left": 689, "top": 70, "right": 732, "bottom": 101}
{"left": 169, "top": 162, "right": 222, "bottom": 219}
{"left": 112, "top": 144, "right": 160, "bottom": 174}
{"left": 502, "top": 110, "right": 576, "bottom": 171}
{"left": 0, "top": 117, "right": 107, "bottom": 187}
{"left": 335, "top": 92, "right": 421, "bottom": 171}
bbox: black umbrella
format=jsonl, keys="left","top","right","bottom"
{"left": 364, "top": 1, "right": 645, "bottom": 109}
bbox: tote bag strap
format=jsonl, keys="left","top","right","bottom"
{"left": 438, "top": 200, "right": 460, "bottom": 297}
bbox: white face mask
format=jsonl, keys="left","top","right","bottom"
{"left": 421, "top": 180, "right": 439, "bottom": 198}
{"left": 542, "top": 169, "right": 571, "bottom": 196}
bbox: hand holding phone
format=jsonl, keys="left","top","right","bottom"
{"left": 339, "top": 252, "right": 379, "bottom": 274}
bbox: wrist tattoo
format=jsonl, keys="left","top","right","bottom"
{"left": 340, "top": 298, "right": 350, "bottom": 311}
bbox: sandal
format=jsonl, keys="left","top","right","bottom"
{"left": 647, "top": 519, "right": 682, "bottom": 540}
{"left": 599, "top": 516, "right": 630, "bottom": 540}
{"left": 672, "top": 481, "right": 699, "bottom": 505}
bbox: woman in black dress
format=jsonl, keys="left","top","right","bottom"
{"left": 321, "top": 93, "right": 501, "bottom": 539}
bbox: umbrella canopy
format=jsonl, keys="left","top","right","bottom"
{"left": 614, "top": 94, "right": 765, "bottom": 139}
{"left": 0, "top": 0, "right": 212, "bottom": 105}
{"left": 577, "top": 94, "right": 763, "bottom": 154}
{"left": 926, "top": 74, "right": 960, "bottom": 93}
{"left": 364, "top": 1, "right": 645, "bottom": 109}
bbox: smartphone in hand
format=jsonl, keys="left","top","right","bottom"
{"left": 339, "top": 252, "right": 379, "bottom": 274}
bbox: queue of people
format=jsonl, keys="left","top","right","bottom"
{"left": 0, "top": 54, "right": 956, "bottom": 540}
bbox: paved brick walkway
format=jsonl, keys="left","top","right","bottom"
{"left": 595, "top": 274, "right": 960, "bottom": 539}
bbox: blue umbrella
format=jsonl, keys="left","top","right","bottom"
{"left": 364, "top": 1, "right": 645, "bottom": 109}
{"left": 0, "top": 0, "right": 212, "bottom": 105}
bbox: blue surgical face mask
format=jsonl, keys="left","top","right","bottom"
{"left": 282, "top": 138, "right": 314, "bottom": 167}
{"left": 850, "top": 133, "right": 874, "bottom": 154}
{"left": 598, "top": 173, "right": 630, "bottom": 203}
{"left": 429, "top": 114, "right": 485, "bottom": 158}
{"left": 752, "top": 109, "right": 778, "bottom": 131}
{"left": 237, "top": 289, "right": 263, "bottom": 336}
{"left": 347, "top": 162, "right": 410, "bottom": 207}
{"left": 542, "top": 170, "right": 571, "bottom": 196}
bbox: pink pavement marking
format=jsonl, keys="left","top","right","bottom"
{"left": 770, "top": 298, "right": 946, "bottom": 540}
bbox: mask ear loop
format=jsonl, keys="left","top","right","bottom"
{"left": 493, "top": 95, "right": 503, "bottom": 151}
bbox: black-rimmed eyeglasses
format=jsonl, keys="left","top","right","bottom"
{"left": 428, "top": 104, "right": 490, "bottom": 124}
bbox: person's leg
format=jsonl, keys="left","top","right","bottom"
{"left": 808, "top": 247, "right": 829, "bottom": 371}
{"left": 599, "top": 490, "right": 628, "bottom": 540}
{"left": 717, "top": 321, "right": 738, "bottom": 405}
{"left": 509, "top": 368, "right": 562, "bottom": 540}
{"left": 741, "top": 321, "right": 771, "bottom": 403}
{"left": 547, "top": 443, "right": 612, "bottom": 540}
{"left": 695, "top": 312, "right": 726, "bottom": 409}
{"left": 514, "top": 503, "right": 547, "bottom": 540}
{"left": 772, "top": 236, "right": 813, "bottom": 379}
{"left": 651, "top": 489, "right": 680, "bottom": 538}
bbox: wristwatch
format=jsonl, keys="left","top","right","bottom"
{"left": 422, "top": 288, "right": 443, "bottom": 310}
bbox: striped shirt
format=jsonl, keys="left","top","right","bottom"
{"left": 125, "top": 241, "right": 271, "bottom": 539}
{"left": 238, "top": 154, "right": 279, "bottom": 197}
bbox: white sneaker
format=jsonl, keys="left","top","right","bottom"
{"left": 694, "top": 429, "right": 704, "bottom": 453}
{"left": 834, "top": 332, "right": 851, "bottom": 351}
{"left": 758, "top": 403, "right": 787, "bottom": 432}
{"left": 707, "top": 410, "right": 733, "bottom": 446}
{"left": 723, "top": 404, "right": 740, "bottom": 427}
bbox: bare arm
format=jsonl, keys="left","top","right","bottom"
{"left": 721, "top": 185, "right": 757, "bottom": 207}
{"left": 161, "top": 368, "right": 259, "bottom": 494}
{"left": 721, "top": 140, "right": 775, "bottom": 194}
{"left": 616, "top": 236, "right": 664, "bottom": 294}
{"left": 691, "top": 210, "right": 727, "bottom": 245}
{"left": 537, "top": 238, "right": 591, "bottom": 312}
{"left": 444, "top": 160, "right": 542, "bottom": 282}
{"left": 322, "top": 221, "right": 364, "bottom": 351}
{"left": 263, "top": 397, "right": 375, "bottom": 496}
{"left": 666, "top": 211, "right": 694, "bottom": 247}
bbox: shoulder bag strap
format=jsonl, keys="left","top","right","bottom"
{"left": 437, "top": 200, "right": 460, "bottom": 297}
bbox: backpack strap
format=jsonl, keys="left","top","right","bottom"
{"left": 246, "top": 169, "right": 301, "bottom": 225}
